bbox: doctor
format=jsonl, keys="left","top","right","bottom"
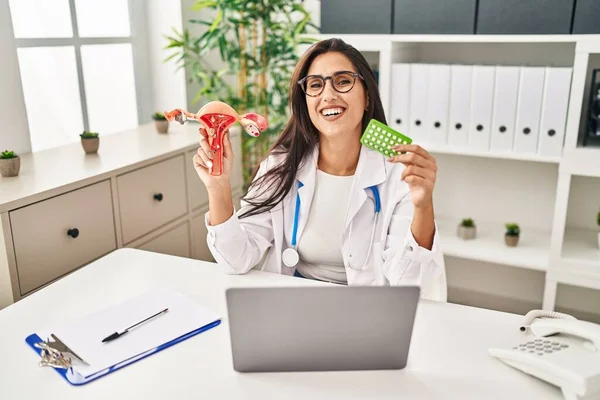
{"left": 194, "top": 38, "right": 447, "bottom": 301}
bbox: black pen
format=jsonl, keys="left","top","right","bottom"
{"left": 102, "top": 308, "right": 169, "bottom": 343}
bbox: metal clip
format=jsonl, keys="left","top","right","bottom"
{"left": 34, "top": 334, "right": 88, "bottom": 369}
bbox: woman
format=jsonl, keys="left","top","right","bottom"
{"left": 193, "top": 38, "right": 447, "bottom": 301}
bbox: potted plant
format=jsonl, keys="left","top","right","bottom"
{"left": 152, "top": 112, "right": 169, "bottom": 133}
{"left": 457, "top": 218, "right": 476, "bottom": 240}
{"left": 80, "top": 131, "right": 99, "bottom": 154}
{"left": 0, "top": 150, "right": 20, "bottom": 177}
{"left": 505, "top": 223, "right": 520, "bottom": 247}
{"left": 165, "top": 0, "right": 318, "bottom": 187}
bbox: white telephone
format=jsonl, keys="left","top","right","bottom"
{"left": 489, "top": 310, "right": 600, "bottom": 400}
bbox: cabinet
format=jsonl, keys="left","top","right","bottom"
{"left": 137, "top": 221, "right": 191, "bottom": 258}
{"left": 9, "top": 180, "right": 116, "bottom": 295}
{"left": 571, "top": 0, "right": 600, "bottom": 34}
{"left": 476, "top": 0, "right": 574, "bottom": 35}
{"left": 0, "top": 122, "right": 245, "bottom": 307}
{"left": 308, "top": 32, "right": 600, "bottom": 322}
{"left": 190, "top": 190, "right": 244, "bottom": 263}
{"left": 320, "top": 0, "right": 393, "bottom": 34}
{"left": 191, "top": 208, "right": 213, "bottom": 262}
{"left": 117, "top": 155, "right": 188, "bottom": 244}
{"left": 393, "top": 0, "right": 476, "bottom": 34}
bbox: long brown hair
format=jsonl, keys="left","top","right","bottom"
{"left": 239, "top": 38, "right": 386, "bottom": 219}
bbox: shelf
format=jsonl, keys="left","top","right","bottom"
{"left": 424, "top": 144, "right": 561, "bottom": 164}
{"left": 560, "top": 147, "right": 600, "bottom": 177}
{"left": 310, "top": 33, "right": 600, "bottom": 44}
{"left": 547, "top": 267, "right": 600, "bottom": 291}
{"left": 561, "top": 228, "right": 600, "bottom": 269}
{"left": 436, "top": 218, "right": 550, "bottom": 271}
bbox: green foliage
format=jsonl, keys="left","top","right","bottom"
{"left": 0, "top": 150, "right": 17, "bottom": 159}
{"left": 80, "top": 131, "right": 99, "bottom": 139}
{"left": 164, "top": 0, "right": 319, "bottom": 185}
{"left": 152, "top": 112, "right": 167, "bottom": 120}
{"left": 505, "top": 223, "right": 520, "bottom": 236}
{"left": 460, "top": 218, "right": 475, "bottom": 227}
{"left": 597, "top": 210, "right": 600, "bottom": 226}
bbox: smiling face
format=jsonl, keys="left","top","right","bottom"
{"left": 303, "top": 52, "right": 368, "bottom": 142}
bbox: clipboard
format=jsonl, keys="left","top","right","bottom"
{"left": 25, "top": 289, "right": 221, "bottom": 386}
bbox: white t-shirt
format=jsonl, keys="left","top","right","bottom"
{"left": 296, "top": 169, "right": 354, "bottom": 284}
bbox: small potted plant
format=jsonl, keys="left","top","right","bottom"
{"left": 152, "top": 112, "right": 169, "bottom": 133}
{"left": 505, "top": 223, "right": 520, "bottom": 247}
{"left": 80, "top": 131, "right": 99, "bottom": 154}
{"left": 457, "top": 218, "right": 476, "bottom": 240}
{"left": 0, "top": 150, "right": 20, "bottom": 177}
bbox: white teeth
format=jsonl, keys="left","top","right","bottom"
{"left": 321, "top": 107, "right": 344, "bottom": 116}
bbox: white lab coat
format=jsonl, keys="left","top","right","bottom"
{"left": 205, "top": 145, "right": 447, "bottom": 302}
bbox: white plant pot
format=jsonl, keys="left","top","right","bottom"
{"left": 457, "top": 225, "right": 476, "bottom": 240}
{"left": 597, "top": 232, "right": 600, "bottom": 249}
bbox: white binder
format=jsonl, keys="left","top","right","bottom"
{"left": 409, "top": 63, "right": 429, "bottom": 144}
{"left": 426, "top": 64, "right": 451, "bottom": 145}
{"left": 390, "top": 63, "right": 411, "bottom": 136}
{"left": 490, "top": 66, "right": 520, "bottom": 152}
{"left": 514, "top": 67, "right": 546, "bottom": 154}
{"left": 537, "top": 67, "right": 572, "bottom": 157}
{"left": 468, "top": 66, "right": 496, "bottom": 150}
{"left": 448, "top": 65, "right": 472, "bottom": 147}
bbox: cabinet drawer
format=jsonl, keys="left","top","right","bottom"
{"left": 117, "top": 155, "right": 188, "bottom": 244}
{"left": 191, "top": 210, "right": 213, "bottom": 262}
{"left": 393, "top": 0, "right": 476, "bottom": 34}
{"left": 138, "top": 222, "right": 190, "bottom": 258}
{"left": 9, "top": 180, "right": 116, "bottom": 294}
{"left": 572, "top": 0, "right": 600, "bottom": 34}
{"left": 321, "top": 0, "right": 393, "bottom": 34}
{"left": 476, "top": 0, "right": 574, "bottom": 34}
{"left": 187, "top": 149, "right": 209, "bottom": 211}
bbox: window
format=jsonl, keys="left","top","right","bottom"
{"left": 8, "top": 0, "right": 147, "bottom": 152}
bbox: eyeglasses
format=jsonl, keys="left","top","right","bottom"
{"left": 297, "top": 70, "right": 364, "bottom": 97}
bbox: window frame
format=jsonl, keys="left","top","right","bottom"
{"left": 10, "top": 0, "right": 152, "bottom": 143}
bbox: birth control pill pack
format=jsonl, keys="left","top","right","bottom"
{"left": 360, "top": 119, "right": 412, "bottom": 157}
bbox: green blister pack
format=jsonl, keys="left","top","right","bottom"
{"left": 360, "top": 119, "right": 412, "bottom": 157}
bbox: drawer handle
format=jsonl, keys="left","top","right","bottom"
{"left": 67, "top": 228, "right": 79, "bottom": 238}
{"left": 153, "top": 193, "right": 164, "bottom": 202}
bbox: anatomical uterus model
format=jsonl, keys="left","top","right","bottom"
{"left": 165, "top": 101, "right": 268, "bottom": 176}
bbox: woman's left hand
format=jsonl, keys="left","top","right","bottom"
{"left": 388, "top": 144, "right": 437, "bottom": 209}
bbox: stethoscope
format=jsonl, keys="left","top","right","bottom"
{"left": 281, "top": 182, "right": 381, "bottom": 270}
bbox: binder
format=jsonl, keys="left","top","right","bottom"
{"left": 426, "top": 64, "right": 451, "bottom": 145}
{"left": 468, "top": 65, "right": 496, "bottom": 150}
{"left": 409, "top": 63, "right": 429, "bottom": 144}
{"left": 537, "top": 67, "right": 572, "bottom": 157}
{"left": 514, "top": 67, "right": 545, "bottom": 153}
{"left": 448, "top": 64, "right": 472, "bottom": 147}
{"left": 490, "top": 66, "right": 520, "bottom": 152}
{"left": 25, "top": 289, "right": 221, "bottom": 386}
{"left": 390, "top": 63, "right": 411, "bottom": 136}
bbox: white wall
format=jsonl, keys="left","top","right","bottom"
{"left": 146, "top": 0, "right": 187, "bottom": 113}
{"left": 0, "top": 0, "right": 31, "bottom": 155}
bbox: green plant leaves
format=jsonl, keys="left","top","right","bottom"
{"left": 191, "top": 0, "right": 218, "bottom": 12}
{"left": 210, "top": 8, "right": 223, "bottom": 32}
{"left": 164, "top": 0, "right": 318, "bottom": 184}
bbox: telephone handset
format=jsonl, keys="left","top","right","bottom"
{"left": 489, "top": 310, "right": 600, "bottom": 400}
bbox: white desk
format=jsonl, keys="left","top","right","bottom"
{"left": 0, "top": 248, "right": 561, "bottom": 399}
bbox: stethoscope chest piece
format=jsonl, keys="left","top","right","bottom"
{"left": 282, "top": 248, "right": 299, "bottom": 268}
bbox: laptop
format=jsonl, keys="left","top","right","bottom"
{"left": 225, "top": 285, "right": 420, "bottom": 372}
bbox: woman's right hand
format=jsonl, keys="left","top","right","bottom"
{"left": 193, "top": 127, "right": 234, "bottom": 192}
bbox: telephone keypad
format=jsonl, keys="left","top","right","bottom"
{"left": 515, "top": 339, "right": 568, "bottom": 356}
